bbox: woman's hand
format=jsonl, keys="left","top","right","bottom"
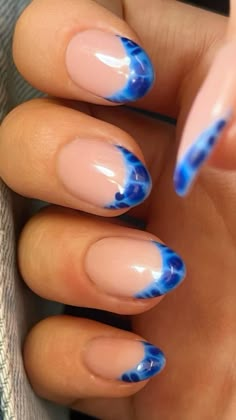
{"left": 1, "top": 0, "right": 236, "bottom": 419}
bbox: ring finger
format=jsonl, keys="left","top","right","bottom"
{"left": 19, "top": 206, "right": 186, "bottom": 314}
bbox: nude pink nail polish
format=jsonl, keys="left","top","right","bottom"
{"left": 57, "top": 139, "right": 151, "bottom": 209}
{"left": 65, "top": 29, "right": 154, "bottom": 103}
{"left": 174, "top": 42, "right": 235, "bottom": 196}
{"left": 85, "top": 237, "right": 185, "bottom": 298}
{"left": 84, "top": 338, "right": 165, "bottom": 382}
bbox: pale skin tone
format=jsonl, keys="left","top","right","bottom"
{"left": 1, "top": 0, "right": 236, "bottom": 419}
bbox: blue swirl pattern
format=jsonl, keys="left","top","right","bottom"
{"left": 135, "top": 242, "right": 186, "bottom": 299}
{"left": 174, "top": 114, "right": 231, "bottom": 197}
{"left": 105, "top": 146, "right": 151, "bottom": 209}
{"left": 106, "top": 37, "right": 154, "bottom": 103}
{"left": 121, "top": 341, "right": 166, "bottom": 383}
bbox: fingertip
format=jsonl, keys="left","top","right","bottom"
{"left": 24, "top": 316, "right": 164, "bottom": 404}
{"left": 13, "top": 0, "right": 155, "bottom": 104}
{"left": 0, "top": 99, "right": 151, "bottom": 216}
{"left": 174, "top": 40, "right": 236, "bottom": 197}
{"left": 65, "top": 31, "right": 155, "bottom": 104}
{"left": 173, "top": 112, "right": 236, "bottom": 198}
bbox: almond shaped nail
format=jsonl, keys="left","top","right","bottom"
{"left": 57, "top": 139, "right": 151, "bottom": 210}
{"left": 85, "top": 237, "right": 186, "bottom": 299}
{"left": 66, "top": 30, "right": 155, "bottom": 103}
{"left": 174, "top": 42, "right": 235, "bottom": 196}
{"left": 84, "top": 338, "right": 166, "bottom": 383}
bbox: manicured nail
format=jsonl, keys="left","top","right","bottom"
{"left": 57, "top": 139, "right": 151, "bottom": 209}
{"left": 174, "top": 42, "right": 235, "bottom": 196}
{"left": 66, "top": 29, "right": 154, "bottom": 103}
{"left": 84, "top": 338, "right": 166, "bottom": 382}
{"left": 85, "top": 237, "right": 186, "bottom": 298}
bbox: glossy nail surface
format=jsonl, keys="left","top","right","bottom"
{"left": 66, "top": 30, "right": 154, "bottom": 103}
{"left": 84, "top": 338, "right": 165, "bottom": 383}
{"left": 57, "top": 140, "right": 151, "bottom": 209}
{"left": 85, "top": 238, "right": 186, "bottom": 299}
{"left": 174, "top": 42, "right": 235, "bottom": 196}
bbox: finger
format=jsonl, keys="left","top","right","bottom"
{"left": 173, "top": 1, "right": 236, "bottom": 197}
{"left": 13, "top": 0, "right": 154, "bottom": 105}
{"left": 18, "top": 207, "right": 186, "bottom": 314}
{"left": 24, "top": 316, "right": 166, "bottom": 404}
{"left": 0, "top": 99, "right": 152, "bottom": 216}
{"left": 13, "top": 0, "right": 226, "bottom": 116}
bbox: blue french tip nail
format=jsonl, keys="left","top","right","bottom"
{"left": 135, "top": 242, "right": 186, "bottom": 299}
{"left": 174, "top": 114, "right": 231, "bottom": 197}
{"left": 121, "top": 341, "right": 166, "bottom": 383}
{"left": 106, "top": 37, "right": 155, "bottom": 103}
{"left": 105, "top": 145, "right": 152, "bottom": 210}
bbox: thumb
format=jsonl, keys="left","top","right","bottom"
{"left": 173, "top": 1, "right": 236, "bottom": 197}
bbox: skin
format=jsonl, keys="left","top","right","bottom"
{"left": 1, "top": 0, "right": 236, "bottom": 418}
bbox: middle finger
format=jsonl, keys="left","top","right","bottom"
{"left": 0, "top": 99, "right": 152, "bottom": 217}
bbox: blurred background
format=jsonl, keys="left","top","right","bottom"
{"left": 70, "top": 0, "right": 229, "bottom": 418}
{"left": 189, "top": 0, "right": 228, "bottom": 13}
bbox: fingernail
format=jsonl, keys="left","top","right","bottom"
{"left": 174, "top": 42, "right": 235, "bottom": 196}
{"left": 85, "top": 238, "right": 186, "bottom": 298}
{"left": 65, "top": 29, "right": 154, "bottom": 103}
{"left": 84, "top": 338, "right": 166, "bottom": 382}
{"left": 57, "top": 139, "right": 151, "bottom": 209}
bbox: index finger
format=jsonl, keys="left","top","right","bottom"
{"left": 13, "top": 0, "right": 154, "bottom": 105}
{"left": 13, "top": 0, "right": 225, "bottom": 115}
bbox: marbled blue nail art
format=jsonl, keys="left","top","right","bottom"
{"left": 105, "top": 145, "right": 151, "bottom": 209}
{"left": 135, "top": 242, "right": 186, "bottom": 299}
{"left": 120, "top": 341, "right": 166, "bottom": 383}
{"left": 106, "top": 37, "right": 155, "bottom": 103}
{"left": 174, "top": 113, "right": 232, "bottom": 197}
